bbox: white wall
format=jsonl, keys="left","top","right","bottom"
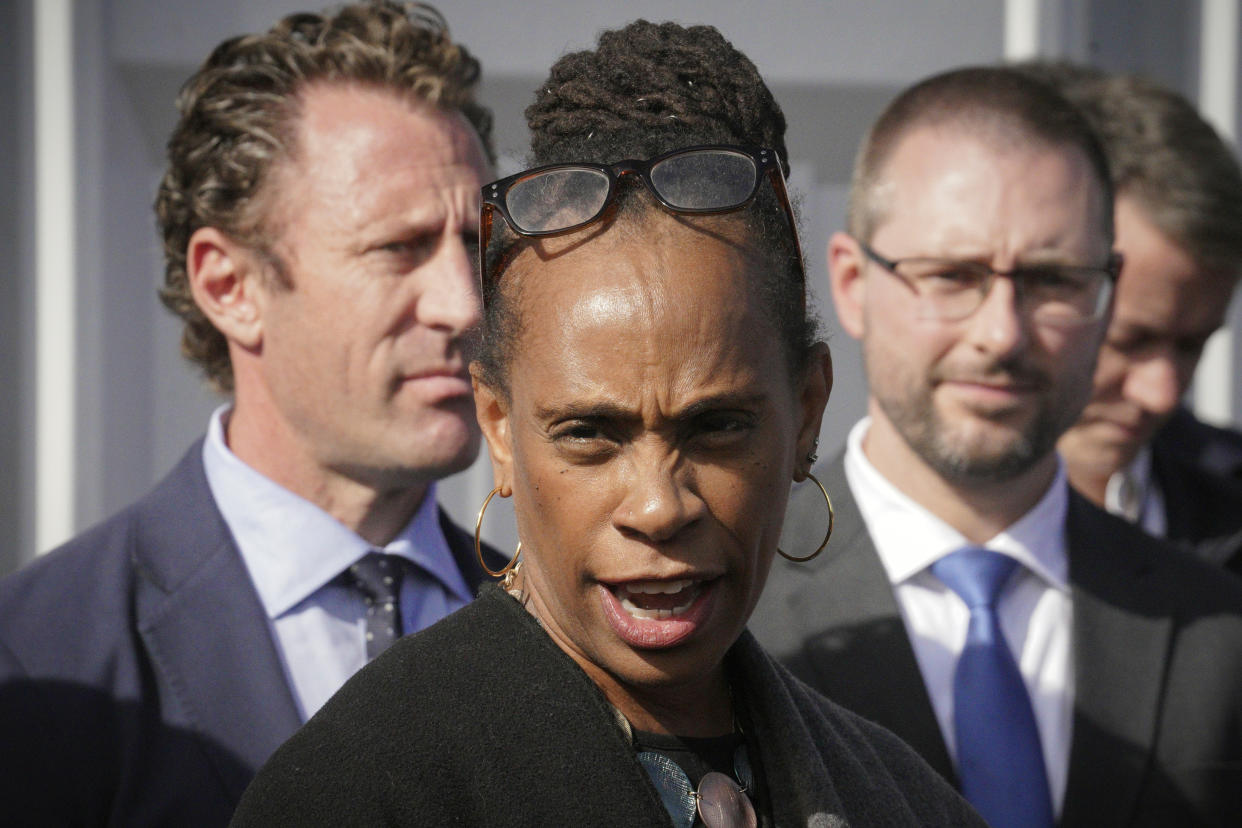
{"left": 7, "top": 0, "right": 1239, "bottom": 570}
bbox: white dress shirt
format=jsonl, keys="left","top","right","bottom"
{"left": 844, "top": 417, "right": 1075, "bottom": 815}
{"left": 201, "top": 405, "right": 473, "bottom": 720}
{"left": 1103, "top": 444, "right": 1167, "bottom": 538}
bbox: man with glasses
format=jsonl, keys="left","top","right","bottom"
{"left": 0, "top": 3, "right": 502, "bottom": 824}
{"left": 751, "top": 67, "right": 1242, "bottom": 827}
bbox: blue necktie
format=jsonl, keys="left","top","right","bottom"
{"left": 931, "top": 547, "right": 1054, "bottom": 828}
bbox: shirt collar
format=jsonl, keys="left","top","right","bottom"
{"left": 201, "top": 405, "right": 472, "bottom": 618}
{"left": 1103, "top": 444, "right": 1166, "bottom": 536}
{"left": 844, "top": 416, "right": 1069, "bottom": 592}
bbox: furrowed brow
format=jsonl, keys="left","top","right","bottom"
{"left": 535, "top": 400, "right": 636, "bottom": 423}
{"left": 673, "top": 392, "right": 769, "bottom": 421}
{"left": 535, "top": 391, "right": 769, "bottom": 425}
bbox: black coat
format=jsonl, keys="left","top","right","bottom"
{"left": 1152, "top": 405, "right": 1242, "bottom": 481}
{"left": 1150, "top": 407, "right": 1242, "bottom": 574}
{"left": 232, "top": 586, "right": 985, "bottom": 827}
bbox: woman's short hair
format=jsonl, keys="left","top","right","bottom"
{"left": 155, "top": 1, "right": 492, "bottom": 392}
{"left": 477, "top": 20, "right": 817, "bottom": 395}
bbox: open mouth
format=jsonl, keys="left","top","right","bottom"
{"left": 614, "top": 579, "right": 702, "bottom": 620}
{"left": 599, "top": 578, "right": 718, "bottom": 649}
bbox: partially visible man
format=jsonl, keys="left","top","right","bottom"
{"left": 1026, "top": 64, "right": 1242, "bottom": 573}
{"left": 0, "top": 3, "right": 503, "bottom": 825}
{"left": 752, "top": 67, "right": 1242, "bottom": 827}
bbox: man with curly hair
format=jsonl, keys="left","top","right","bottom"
{"left": 0, "top": 3, "right": 502, "bottom": 823}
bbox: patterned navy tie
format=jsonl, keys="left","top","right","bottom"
{"left": 931, "top": 547, "right": 1054, "bottom": 828}
{"left": 346, "top": 553, "right": 406, "bottom": 661}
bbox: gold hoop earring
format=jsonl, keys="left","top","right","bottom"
{"left": 777, "top": 472, "right": 834, "bottom": 563}
{"left": 475, "top": 486, "right": 521, "bottom": 578}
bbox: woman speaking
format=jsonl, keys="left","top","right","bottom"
{"left": 233, "top": 20, "right": 982, "bottom": 827}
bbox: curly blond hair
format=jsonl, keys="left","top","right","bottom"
{"left": 154, "top": 1, "right": 493, "bottom": 391}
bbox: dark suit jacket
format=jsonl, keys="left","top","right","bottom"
{"left": 1153, "top": 405, "right": 1242, "bottom": 481}
{"left": 750, "top": 452, "right": 1242, "bottom": 828}
{"left": 1148, "top": 408, "right": 1242, "bottom": 575}
{"left": 0, "top": 440, "right": 503, "bottom": 827}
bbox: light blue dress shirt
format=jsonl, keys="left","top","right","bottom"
{"left": 201, "top": 406, "right": 473, "bottom": 720}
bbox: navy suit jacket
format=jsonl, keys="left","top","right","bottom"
{"left": 0, "top": 441, "right": 503, "bottom": 826}
{"left": 1153, "top": 405, "right": 1242, "bottom": 482}
{"left": 1149, "top": 407, "right": 1242, "bottom": 575}
{"left": 750, "top": 452, "right": 1242, "bottom": 827}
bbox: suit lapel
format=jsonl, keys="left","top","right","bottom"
{"left": 780, "top": 454, "right": 957, "bottom": 783}
{"left": 131, "top": 444, "right": 302, "bottom": 801}
{"left": 1060, "top": 494, "right": 1173, "bottom": 828}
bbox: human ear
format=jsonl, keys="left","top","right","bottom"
{"left": 470, "top": 366, "right": 514, "bottom": 495}
{"left": 793, "top": 342, "right": 833, "bottom": 482}
{"left": 827, "top": 231, "right": 866, "bottom": 340}
{"left": 186, "top": 227, "right": 265, "bottom": 350}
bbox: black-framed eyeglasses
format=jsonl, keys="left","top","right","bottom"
{"left": 479, "top": 145, "right": 804, "bottom": 306}
{"left": 856, "top": 238, "right": 1121, "bottom": 327}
